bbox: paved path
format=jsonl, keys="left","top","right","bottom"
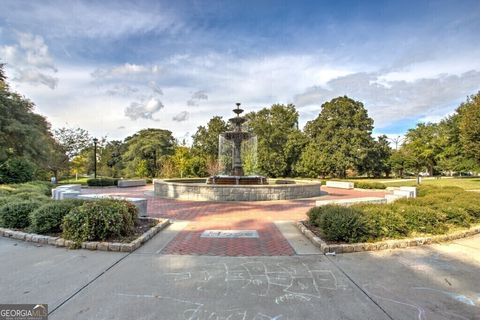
{"left": 1, "top": 234, "right": 479, "bottom": 319}
{"left": 82, "top": 186, "right": 385, "bottom": 256}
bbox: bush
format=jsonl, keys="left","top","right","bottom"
{"left": 354, "top": 182, "right": 387, "bottom": 189}
{"left": 0, "top": 158, "right": 36, "bottom": 184}
{"left": 86, "top": 178, "right": 118, "bottom": 187}
{"left": 353, "top": 204, "right": 409, "bottom": 239}
{"left": 29, "top": 199, "right": 85, "bottom": 234}
{"left": 307, "top": 207, "right": 324, "bottom": 226}
{"left": 0, "top": 200, "right": 42, "bottom": 228}
{"left": 395, "top": 204, "right": 447, "bottom": 235}
{"left": 62, "top": 199, "right": 137, "bottom": 243}
{"left": 315, "top": 205, "right": 369, "bottom": 243}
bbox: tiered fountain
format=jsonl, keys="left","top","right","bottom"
{"left": 153, "top": 103, "right": 322, "bottom": 201}
{"left": 207, "top": 103, "right": 267, "bottom": 185}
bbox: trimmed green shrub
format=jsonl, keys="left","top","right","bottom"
{"left": 307, "top": 207, "right": 324, "bottom": 226}
{"left": 29, "top": 199, "right": 85, "bottom": 234}
{"left": 316, "top": 205, "right": 369, "bottom": 243}
{"left": 62, "top": 199, "right": 136, "bottom": 243}
{"left": 86, "top": 178, "right": 118, "bottom": 187}
{"left": 353, "top": 204, "right": 409, "bottom": 239}
{"left": 0, "top": 158, "right": 36, "bottom": 184}
{"left": 0, "top": 200, "right": 42, "bottom": 228}
{"left": 354, "top": 182, "right": 387, "bottom": 189}
{"left": 395, "top": 204, "right": 447, "bottom": 235}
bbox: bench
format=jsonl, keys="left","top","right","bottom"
{"left": 77, "top": 194, "right": 148, "bottom": 217}
{"left": 117, "top": 179, "right": 147, "bottom": 188}
{"left": 52, "top": 185, "right": 82, "bottom": 200}
{"left": 325, "top": 181, "right": 354, "bottom": 189}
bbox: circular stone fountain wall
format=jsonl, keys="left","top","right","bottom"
{"left": 153, "top": 178, "right": 323, "bottom": 201}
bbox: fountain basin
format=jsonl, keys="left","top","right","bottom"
{"left": 153, "top": 178, "right": 323, "bottom": 201}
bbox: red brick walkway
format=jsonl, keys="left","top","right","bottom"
{"left": 82, "top": 186, "right": 385, "bottom": 256}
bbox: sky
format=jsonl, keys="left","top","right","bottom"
{"left": 1, "top": 0, "right": 479, "bottom": 143}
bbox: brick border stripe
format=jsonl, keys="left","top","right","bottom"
{"left": 296, "top": 221, "right": 480, "bottom": 254}
{"left": 0, "top": 218, "right": 171, "bottom": 252}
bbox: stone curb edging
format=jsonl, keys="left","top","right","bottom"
{"left": 295, "top": 221, "right": 480, "bottom": 254}
{"left": 0, "top": 218, "right": 171, "bottom": 252}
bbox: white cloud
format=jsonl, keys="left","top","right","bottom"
{"left": 92, "top": 63, "right": 160, "bottom": 79}
{"left": 124, "top": 97, "right": 164, "bottom": 121}
{"left": 0, "top": 1, "right": 182, "bottom": 39}
{"left": 294, "top": 71, "right": 480, "bottom": 129}
{"left": 0, "top": 32, "right": 58, "bottom": 89}
{"left": 148, "top": 81, "right": 163, "bottom": 95}
{"left": 172, "top": 111, "right": 189, "bottom": 122}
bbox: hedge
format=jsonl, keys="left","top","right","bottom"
{"left": 29, "top": 199, "right": 85, "bottom": 234}
{"left": 86, "top": 178, "right": 118, "bottom": 187}
{"left": 0, "top": 200, "right": 43, "bottom": 229}
{"left": 62, "top": 199, "right": 138, "bottom": 244}
{"left": 307, "top": 185, "right": 480, "bottom": 243}
{"left": 354, "top": 181, "right": 387, "bottom": 189}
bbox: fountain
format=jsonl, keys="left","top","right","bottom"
{"left": 153, "top": 103, "right": 323, "bottom": 201}
{"left": 207, "top": 103, "right": 267, "bottom": 185}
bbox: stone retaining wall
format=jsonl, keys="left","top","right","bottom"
{"left": 0, "top": 218, "right": 170, "bottom": 252}
{"left": 296, "top": 221, "right": 480, "bottom": 254}
{"left": 154, "top": 179, "right": 323, "bottom": 201}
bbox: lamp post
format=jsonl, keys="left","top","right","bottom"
{"left": 93, "top": 138, "right": 98, "bottom": 179}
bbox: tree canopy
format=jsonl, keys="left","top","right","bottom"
{"left": 297, "top": 96, "right": 376, "bottom": 178}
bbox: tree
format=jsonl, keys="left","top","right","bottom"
{"left": 245, "top": 104, "right": 303, "bottom": 177}
{"left": 123, "top": 129, "right": 175, "bottom": 178}
{"left": 98, "top": 140, "right": 126, "bottom": 178}
{"left": 402, "top": 123, "right": 441, "bottom": 176}
{"left": 458, "top": 92, "right": 480, "bottom": 166}
{"left": 359, "top": 135, "right": 392, "bottom": 177}
{"left": 0, "top": 64, "right": 58, "bottom": 181}
{"left": 191, "top": 116, "right": 229, "bottom": 159}
{"left": 297, "top": 96, "right": 374, "bottom": 178}
{"left": 53, "top": 127, "right": 92, "bottom": 160}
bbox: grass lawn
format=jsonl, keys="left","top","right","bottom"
{"left": 382, "top": 177, "right": 480, "bottom": 190}
{"left": 58, "top": 177, "right": 90, "bottom": 185}
{"left": 331, "top": 177, "right": 480, "bottom": 190}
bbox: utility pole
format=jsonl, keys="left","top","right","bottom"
{"left": 93, "top": 138, "right": 98, "bottom": 179}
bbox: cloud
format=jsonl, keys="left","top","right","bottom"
{"left": 92, "top": 63, "right": 160, "bottom": 79}
{"left": 186, "top": 90, "right": 208, "bottom": 106}
{"left": 294, "top": 70, "right": 480, "bottom": 128}
{"left": 106, "top": 84, "right": 139, "bottom": 96}
{"left": 0, "top": 1, "right": 182, "bottom": 39}
{"left": 14, "top": 69, "right": 58, "bottom": 89}
{"left": 148, "top": 81, "right": 163, "bottom": 95}
{"left": 0, "top": 32, "right": 58, "bottom": 89}
{"left": 191, "top": 90, "right": 208, "bottom": 100}
{"left": 124, "top": 97, "right": 164, "bottom": 121}
{"left": 172, "top": 111, "right": 189, "bottom": 122}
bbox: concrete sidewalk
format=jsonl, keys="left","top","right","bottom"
{"left": 1, "top": 233, "right": 479, "bottom": 319}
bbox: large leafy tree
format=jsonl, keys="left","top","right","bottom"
{"left": 458, "top": 92, "right": 480, "bottom": 166}
{"left": 245, "top": 104, "right": 304, "bottom": 177}
{"left": 359, "top": 135, "right": 392, "bottom": 177}
{"left": 191, "top": 116, "right": 229, "bottom": 159}
{"left": 402, "top": 123, "right": 442, "bottom": 176}
{"left": 297, "top": 96, "right": 375, "bottom": 178}
{"left": 0, "top": 64, "right": 61, "bottom": 181}
{"left": 123, "top": 129, "right": 175, "bottom": 177}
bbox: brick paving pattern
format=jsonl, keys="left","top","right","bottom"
{"left": 82, "top": 186, "right": 385, "bottom": 256}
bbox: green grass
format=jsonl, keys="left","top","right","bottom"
{"left": 58, "top": 177, "right": 90, "bottom": 186}
{"left": 382, "top": 178, "right": 480, "bottom": 190}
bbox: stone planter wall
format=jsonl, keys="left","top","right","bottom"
{"left": 153, "top": 179, "right": 323, "bottom": 201}
{"left": 0, "top": 218, "right": 170, "bottom": 252}
{"left": 296, "top": 221, "right": 480, "bottom": 254}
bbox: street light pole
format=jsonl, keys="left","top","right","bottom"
{"left": 93, "top": 138, "right": 98, "bottom": 179}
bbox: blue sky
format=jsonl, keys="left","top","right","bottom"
{"left": 1, "top": 0, "right": 479, "bottom": 142}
